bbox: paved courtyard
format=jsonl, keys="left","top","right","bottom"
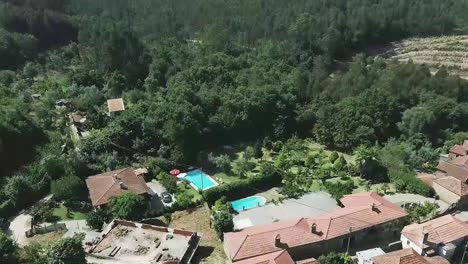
{"left": 233, "top": 191, "right": 339, "bottom": 229}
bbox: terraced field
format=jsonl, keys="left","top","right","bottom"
{"left": 377, "top": 35, "right": 468, "bottom": 79}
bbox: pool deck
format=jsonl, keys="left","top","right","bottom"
{"left": 233, "top": 191, "right": 339, "bottom": 230}
{"left": 177, "top": 171, "right": 219, "bottom": 191}
{"left": 232, "top": 195, "right": 267, "bottom": 212}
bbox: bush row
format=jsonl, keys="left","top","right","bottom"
{"left": 203, "top": 167, "right": 282, "bottom": 206}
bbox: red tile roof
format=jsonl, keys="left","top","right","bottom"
{"left": 402, "top": 215, "right": 468, "bottom": 249}
{"left": 235, "top": 250, "right": 295, "bottom": 264}
{"left": 451, "top": 155, "right": 468, "bottom": 166}
{"left": 107, "top": 98, "right": 125, "bottom": 113}
{"left": 372, "top": 248, "right": 448, "bottom": 264}
{"left": 449, "top": 145, "right": 467, "bottom": 156}
{"left": 85, "top": 168, "right": 154, "bottom": 207}
{"left": 224, "top": 192, "right": 407, "bottom": 262}
{"left": 434, "top": 176, "right": 468, "bottom": 197}
{"left": 436, "top": 161, "right": 468, "bottom": 182}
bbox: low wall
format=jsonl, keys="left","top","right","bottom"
{"left": 26, "top": 223, "right": 67, "bottom": 237}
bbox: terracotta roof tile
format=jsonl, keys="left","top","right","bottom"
{"left": 402, "top": 215, "right": 468, "bottom": 248}
{"left": 235, "top": 250, "right": 295, "bottom": 264}
{"left": 107, "top": 98, "right": 125, "bottom": 112}
{"left": 372, "top": 248, "right": 444, "bottom": 264}
{"left": 436, "top": 161, "right": 468, "bottom": 182}
{"left": 449, "top": 145, "right": 467, "bottom": 156}
{"left": 434, "top": 176, "right": 468, "bottom": 197}
{"left": 224, "top": 193, "right": 407, "bottom": 262}
{"left": 85, "top": 168, "right": 154, "bottom": 207}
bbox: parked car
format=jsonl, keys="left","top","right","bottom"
{"left": 161, "top": 192, "right": 173, "bottom": 203}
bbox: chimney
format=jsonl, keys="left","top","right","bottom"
{"left": 311, "top": 223, "right": 318, "bottom": 234}
{"left": 119, "top": 182, "right": 125, "bottom": 189}
{"left": 275, "top": 234, "right": 282, "bottom": 248}
{"left": 371, "top": 203, "right": 377, "bottom": 211}
{"left": 420, "top": 230, "right": 429, "bottom": 245}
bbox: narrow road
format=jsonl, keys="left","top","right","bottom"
{"left": 8, "top": 194, "right": 52, "bottom": 246}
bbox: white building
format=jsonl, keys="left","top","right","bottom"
{"left": 400, "top": 215, "right": 468, "bottom": 260}
{"left": 356, "top": 248, "right": 385, "bottom": 264}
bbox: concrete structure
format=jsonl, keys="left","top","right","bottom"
{"left": 88, "top": 219, "right": 201, "bottom": 264}
{"left": 85, "top": 168, "right": 154, "bottom": 208}
{"left": 401, "top": 215, "right": 468, "bottom": 261}
{"left": 372, "top": 248, "right": 449, "bottom": 264}
{"left": 356, "top": 248, "right": 385, "bottom": 264}
{"left": 224, "top": 192, "right": 408, "bottom": 263}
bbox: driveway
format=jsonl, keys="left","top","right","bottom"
{"left": 8, "top": 195, "right": 52, "bottom": 246}
{"left": 146, "top": 180, "right": 176, "bottom": 210}
{"left": 233, "top": 191, "right": 339, "bottom": 229}
{"left": 384, "top": 193, "right": 450, "bottom": 214}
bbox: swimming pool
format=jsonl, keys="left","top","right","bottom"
{"left": 231, "top": 196, "right": 266, "bottom": 212}
{"left": 182, "top": 169, "right": 218, "bottom": 191}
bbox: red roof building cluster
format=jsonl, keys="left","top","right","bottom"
{"left": 224, "top": 192, "right": 407, "bottom": 263}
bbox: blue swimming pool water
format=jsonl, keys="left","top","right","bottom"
{"left": 183, "top": 169, "right": 217, "bottom": 190}
{"left": 231, "top": 196, "right": 266, "bottom": 212}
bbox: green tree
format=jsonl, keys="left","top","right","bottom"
{"left": 46, "top": 235, "right": 86, "bottom": 264}
{"left": 0, "top": 231, "right": 17, "bottom": 262}
{"left": 231, "top": 156, "right": 255, "bottom": 178}
{"left": 157, "top": 172, "right": 178, "bottom": 193}
{"left": 86, "top": 209, "right": 109, "bottom": 230}
{"left": 19, "top": 242, "right": 47, "bottom": 264}
{"left": 211, "top": 198, "right": 234, "bottom": 239}
{"left": 398, "top": 106, "right": 435, "bottom": 138}
{"left": 51, "top": 175, "right": 85, "bottom": 202}
{"left": 109, "top": 193, "right": 147, "bottom": 221}
{"left": 317, "top": 252, "right": 352, "bottom": 264}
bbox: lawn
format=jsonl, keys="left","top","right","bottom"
{"left": 52, "top": 204, "right": 89, "bottom": 221}
{"left": 177, "top": 184, "right": 203, "bottom": 202}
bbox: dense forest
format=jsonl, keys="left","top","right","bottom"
{"left": 1, "top": 0, "right": 468, "bottom": 226}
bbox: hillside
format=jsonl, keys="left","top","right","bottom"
{"left": 377, "top": 35, "right": 468, "bottom": 79}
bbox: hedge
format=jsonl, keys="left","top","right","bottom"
{"left": 203, "top": 168, "right": 282, "bottom": 206}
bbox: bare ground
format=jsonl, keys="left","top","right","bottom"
{"left": 169, "top": 206, "right": 229, "bottom": 264}
{"left": 374, "top": 35, "right": 468, "bottom": 79}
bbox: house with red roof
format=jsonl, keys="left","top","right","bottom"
{"left": 85, "top": 167, "right": 154, "bottom": 208}
{"left": 401, "top": 215, "right": 468, "bottom": 261}
{"left": 372, "top": 248, "right": 449, "bottom": 264}
{"left": 448, "top": 140, "right": 468, "bottom": 159}
{"left": 224, "top": 192, "right": 408, "bottom": 263}
{"left": 417, "top": 143, "right": 468, "bottom": 208}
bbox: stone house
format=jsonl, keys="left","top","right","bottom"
{"left": 224, "top": 192, "right": 408, "bottom": 263}
{"left": 401, "top": 215, "right": 468, "bottom": 261}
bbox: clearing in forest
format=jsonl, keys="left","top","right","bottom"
{"left": 376, "top": 35, "right": 468, "bottom": 79}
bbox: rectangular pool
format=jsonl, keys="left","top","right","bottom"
{"left": 182, "top": 169, "right": 218, "bottom": 191}
{"left": 231, "top": 196, "right": 266, "bottom": 212}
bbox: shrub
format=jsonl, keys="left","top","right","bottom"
{"left": 51, "top": 175, "right": 85, "bottom": 202}
{"left": 272, "top": 141, "right": 283, "bottom": 152}
{"left": 157, "top": 172, "right": 177, "bottom": 193}
{"left": 46, "top": 235, "right": 86, "bottom": 264}
{"left": 109, "top": 193, "right": 147, "bottom": 221}
{"left": 324, "top": 181, "right": 354, "bottom": 199}
{"left": 86, "top": 209, "right": 109, "bottom": 230}
{"left": 208, "top": 153, "right": 231, "bottom": 173}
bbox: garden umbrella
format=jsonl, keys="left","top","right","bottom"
{"left": 170, "top": 169, "right": 180, "bottom": 176}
